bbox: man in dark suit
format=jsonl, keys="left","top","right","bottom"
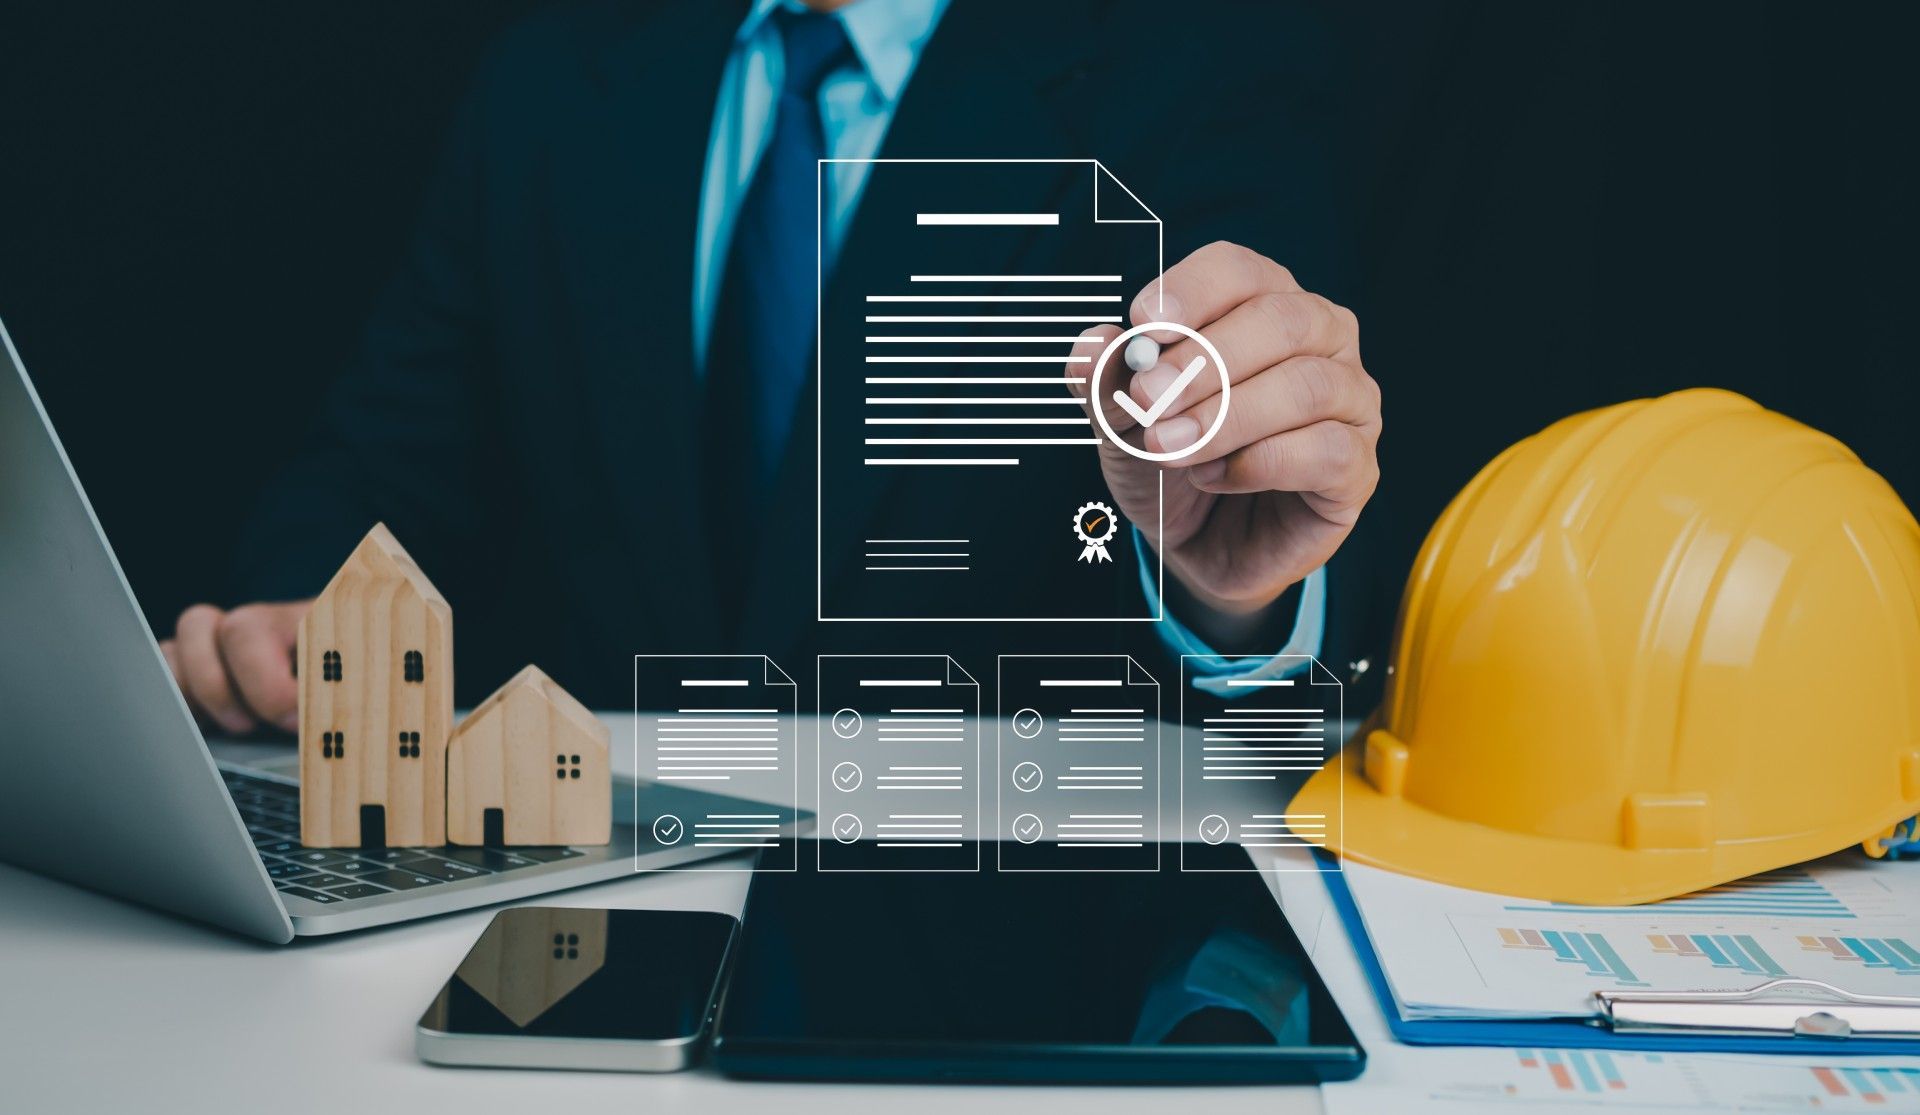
{"left": 159, "top": 0, "right": 1382, "bottom": 724}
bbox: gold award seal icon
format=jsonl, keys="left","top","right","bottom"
{"left": 1074, "top": 501, "right": 1119, "bottom": 564}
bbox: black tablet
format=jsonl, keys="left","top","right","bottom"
{"left": 710, "top": 840, "right": 1365, "bottom": 1084}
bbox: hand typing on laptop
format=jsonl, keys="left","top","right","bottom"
{"left": 161, "top": 599, "right": 310, "bottom": 734}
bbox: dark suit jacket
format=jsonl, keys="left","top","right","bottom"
{"left": 234, "top": 0, "right": 1392, "bottom": 710}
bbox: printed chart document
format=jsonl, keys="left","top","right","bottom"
{"left": 1269, "top": 856, "right": 1920, "bottom": 1115}
{"left": 1321, "top": 1044, "right": 1920, "bottom": 1114}
{"left": 817, "top": 159, "right": 1163, "bottom": 622}
{"left": 816, "top": 655, "right": 980, "bottom": 871}
{"left": 1345, "top": 856, "right": 1920, "bottom": 1020}
{"left": 1179, "top": 654, "right": 1342, "bottom": 871}
{"left": 632, "top": 655, "right": 798, "bottom": 871}
{"left": 995, "top": 655, "right": 1160, "bottom": 872}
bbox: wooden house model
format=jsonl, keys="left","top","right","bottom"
{"left": 447, "top": 665, "right": 611, "bottom": 846}
{"left": 297, "top": 523, "right": 453, "bottom": 848}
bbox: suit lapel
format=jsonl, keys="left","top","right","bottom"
{"left": 553, "top": 0, "right": 748, "bottom": 639}
{"left": 736, "top": 0, "right": 1107, "bottom": 655}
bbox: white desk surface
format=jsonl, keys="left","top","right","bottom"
{"left": 0, "top": 713, "right": 1327, "bottom": 1114}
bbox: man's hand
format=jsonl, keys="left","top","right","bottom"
{"left": 1069, "top": 242, "right": 1381, "bottom": 632}
{"left": 159, "top": 600, "right": 311, "bottom": 734}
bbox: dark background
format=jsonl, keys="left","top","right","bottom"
{"left": 2, "top": 1, "right": 1914, "bottom": 640}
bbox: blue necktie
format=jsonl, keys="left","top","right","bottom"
{"left": 709, "top": 8, "right": 853, "bottom": 484}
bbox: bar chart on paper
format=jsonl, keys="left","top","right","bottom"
{"left": 1497, "top": 928, "right": 1650, "bottom": 988}
{"left": 632, "top": 655, "right": 799, "bottom": 871}
{"left": 1347, "top": 856, "right": 1920, "bottom": 1018}
{"left": 1178, "top": 654, "right": 1342, "bottom": 872}
{"left": 1647, "top": 932, "right": 1789, "bottom": 978}
{"left": 1323, "top": 1047, "right": 1920, "bottom": 1113}
{"left": 1501, "top": 867, "right": 1861, "bottom": 919}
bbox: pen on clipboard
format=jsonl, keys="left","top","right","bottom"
{"left": 1594, "top": 978, "right": 1920, "bottom": 1040}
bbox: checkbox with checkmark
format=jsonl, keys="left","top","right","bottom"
{"left": 1112, "top": 354, "right": 1208, "bottom": 429}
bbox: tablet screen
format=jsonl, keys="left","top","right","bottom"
{"left": 711, "top": 840, "right": 1364, "bottom": 1084}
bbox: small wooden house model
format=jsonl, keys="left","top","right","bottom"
{"left": 297, "top": 524, "right": 453, "bottom": 848}
{"left": 447, "top": 665, "right": 611, "bottom": 846}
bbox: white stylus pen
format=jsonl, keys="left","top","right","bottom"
{"left": 1123, "top": 335, "right": 1160, "bottom": 373}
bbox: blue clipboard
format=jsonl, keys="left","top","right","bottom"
{"left": 1319, "top": 858, "right": 1919, "bottom": 1055}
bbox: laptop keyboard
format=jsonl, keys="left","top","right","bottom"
{"left": 222, "top": 769, "right": 583, "bottom": 906}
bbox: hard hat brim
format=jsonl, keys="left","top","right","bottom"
{"left": 1289, "top": 742, "right": 1910, "bottom": 906}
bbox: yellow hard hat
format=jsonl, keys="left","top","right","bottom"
{"left": 1290, "top": 388, "right": 1920, "bottom": 904}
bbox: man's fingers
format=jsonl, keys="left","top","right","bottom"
{"left": 1130, "top": 293, "right": 1359, "bottom": 421}
{"left": 1189, "top": 419, "right": 1380, "bottom": 507}
{"left": 174, "top": 604, "right": 253, "bottom": 734}
{"left": 1143, "top": 355, "right": 1381, "bottom": 463}
{"left": 216, "top": 604, "right": 302, "bottom": 732}
{"left": 1131, "top": 241, "right": 1301, "bottom": 341}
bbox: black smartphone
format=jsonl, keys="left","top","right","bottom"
{"left": 416, "top": 907, "right": 739, "bottom": 1071}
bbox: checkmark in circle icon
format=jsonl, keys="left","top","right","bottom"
{"left": 1088, "top": 322, "right": 1231, "bottom": 464}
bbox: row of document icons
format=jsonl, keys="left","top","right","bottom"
{"left": 634, "top": 654, "right": 1343, "bottom": 873}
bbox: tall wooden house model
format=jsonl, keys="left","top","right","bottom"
{"left": 298, "top": 524, "right": 453, "bottom": 848}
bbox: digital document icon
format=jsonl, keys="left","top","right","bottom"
{"left": 1178, "top": 655, "right": 1342, "bottom": 872}
{"left": 997, "top": 655, "right": 1160, "bottom": 872}
{"left": 816, "top": 158, "right": 1165, "bottom": 622}
{"left": 816, "top": 655, "right": 981, "bottom": 872}
{"left": 633, "top": 655, "right": 800, "bottom": 872}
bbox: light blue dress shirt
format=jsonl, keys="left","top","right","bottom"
{"left": 693, "top": 0, "right": 1327, "bottom": 690}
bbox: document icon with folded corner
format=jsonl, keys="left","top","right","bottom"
{"left": 817, "top": 158, "right": 1164, "bottom": 622}
{"left": 996, "top": 655, "right": 1160, "bottom": 873}
{"left": 633, "top": 655, "right": 798, "bottom": 872}
{"left": 816, "top": 654, "right": 980, "bottom": 872}
{"left": 1178, "top": 655, "right": 1343, "bottom": 873}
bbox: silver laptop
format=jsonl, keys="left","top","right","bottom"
{"left": 0, "top": 319, "right": 783, "bottom": 942}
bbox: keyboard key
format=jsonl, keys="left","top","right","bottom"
{"left": 296, "top": 873, "right": 354, "bottom": 888}
{"left": 259, "top": 840, "right": 305, "bottom": 857}
{"left": 437, "top": 848, "right": 541, "bottom": 871}
{"left": 276, "top": 886, "right": 342, "bottom": 904}
{"left": 506, "top": 847, "right": 584, "bottom": 862}
{"left": 325, "top": 883, "right": 392, "bottom": 900}
{"left": 404, "top": 858, "right": 491, "bottom": 882}
{"left": 266, "top": 862, "right": 316, "bottom": 880}
{"left": 286, "top": 850, "right": 354, "bottom": 867}
{"left": 356, "top": 848, "right": 431, "bottom": 863}
{"left": 331, "top": 859, "right": 388, "bottom": 875}
{"left": 358, "top": 868, "right": 447, "bottom": 890}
